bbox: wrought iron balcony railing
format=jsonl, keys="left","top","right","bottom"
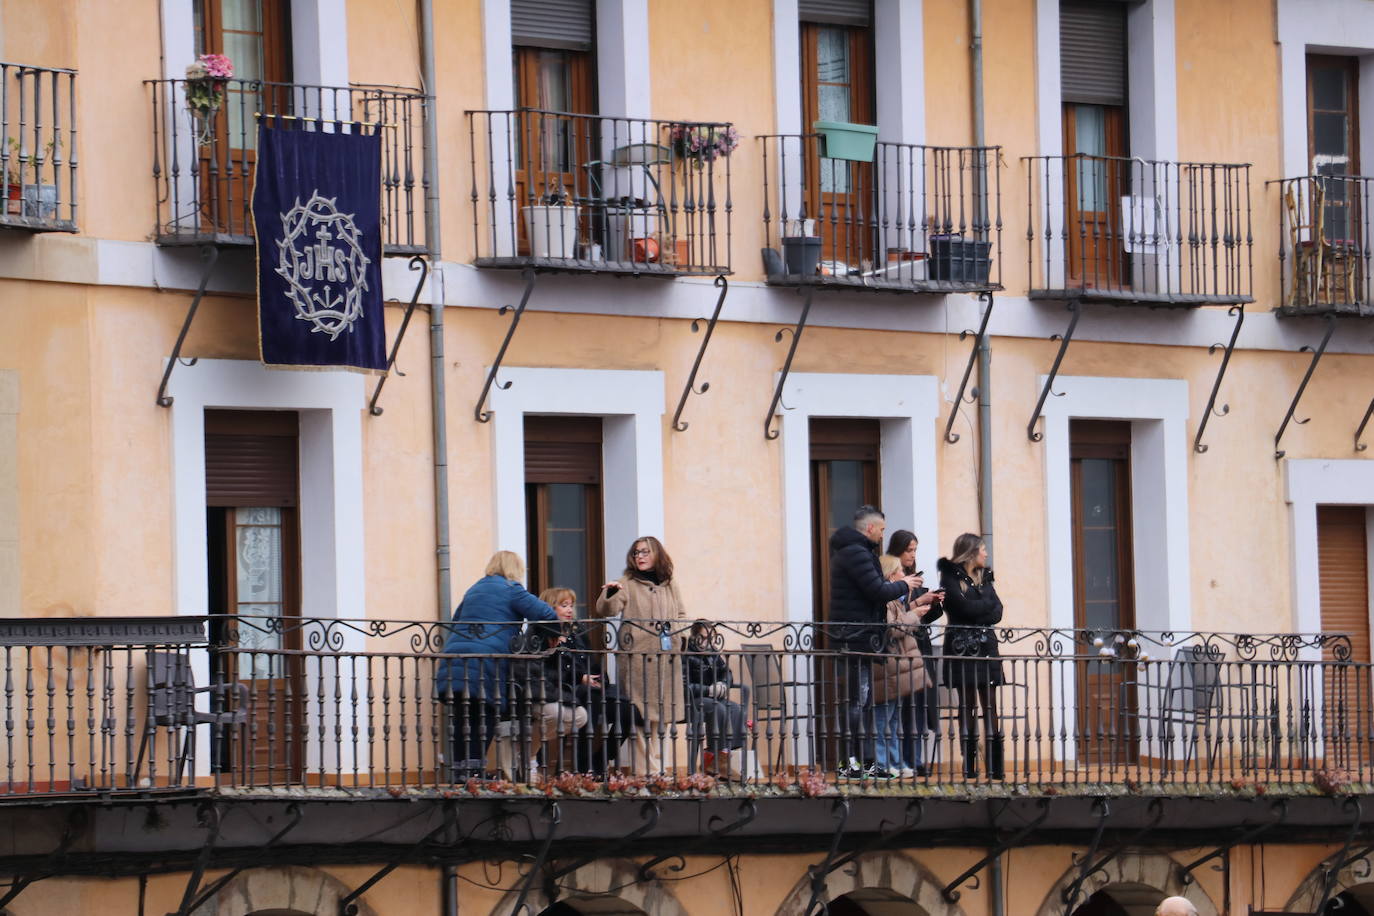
{"left": 0, "top": 62, "right": 77, "bottom": 232}
{"left": 758, "top": 135, "right": 1002, "bottom": 293}
{"left": 466, "top": 109, "right": 732, "bottom": 276}
{"left": 145, "top": 78, "right": 425, "bottom": 253}
{"left": 1272, "top": 174, "right": 1374, "bottom": 317}
{"left": 1025, "top": 154, "right": 1253, "bottom": 306}
{"left": 8, "top": 616, "right": 1367, "bottom": 800}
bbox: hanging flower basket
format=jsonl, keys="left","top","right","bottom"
{"left": 669, "top": 124, "right": 739, "bottom": 170}
{"left": 184, "top": 53, "right": 234, "bottom": 146}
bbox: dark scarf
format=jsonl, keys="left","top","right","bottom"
{"left": 630, "top": 568, "right": 664, "bottom": 586}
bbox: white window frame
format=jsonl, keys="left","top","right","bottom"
{"left": 166, "top": 358, "right": 366, "bottom": 777}
{"left": 487, "top": 367, "right": 665, "bottom": 582}
{"left": 775, "top": 372, "right": 941, "bottom": 624}
{"left": 1285, "top": 459, "right": 1374, "bottom": 654}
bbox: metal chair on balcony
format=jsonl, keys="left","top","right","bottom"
{"left": 741, "top": 644, "right": 801, "bottom": 776}
{"left": 583, "top": 143, "right": 672, "bottom": 263}
{"left": 132, "top": 651, "right": 249, "bottom": 787}
{"left": 1286, "top": 181, "right": 1328, "bottom": 308}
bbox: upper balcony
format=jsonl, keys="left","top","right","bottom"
{"left": 1025, "top": 154, "right": 1254, "bottom": 307}
{"left": 466, "top": 109, "right": 733, "bottom": 277}
{"left": 0, "top": 62, "right": 77, "bottom": 234}
{"left": 1273, "top": 174, "right": 1374, "bottom": 318}
{"left": 146, "top": 78, "right": 426, "bottom": 253}
{"left": 758, "top": 134, "right": 1002, "bottom": 294}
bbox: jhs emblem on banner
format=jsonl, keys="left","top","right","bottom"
{"left": 253, "top": 123, "right": 386, "bottom": 372}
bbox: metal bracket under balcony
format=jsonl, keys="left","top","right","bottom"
{"left": 147, "top": 79, "right": 426, "bottom": 254}
{"left": 759, "top": 135, "right": 1002, "bottom": 296}
{"left": 467, "top": 109, "right": 733, "bottom": 278}
{"left": 0, "top": 63, "right": 79, "bottom": 234}
{"left": 1025, "top": 155, "right": 1254, "bottom": 308}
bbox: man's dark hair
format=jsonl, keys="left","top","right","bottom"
{"left": 853, "top": 505, "right": 884, "bottom": 527}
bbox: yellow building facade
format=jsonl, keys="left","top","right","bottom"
{"left": 5, "top": 0, "right": 1374, "bottom": 913}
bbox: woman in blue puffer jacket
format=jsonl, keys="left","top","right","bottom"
{"left": 436, "top": 551, "right": 557, "bottom": 778}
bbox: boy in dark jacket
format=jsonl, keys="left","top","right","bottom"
{"left": 827, "top": 506, "right": 922, "bottom": 779}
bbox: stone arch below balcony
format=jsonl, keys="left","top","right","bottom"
{"left": 187, "top": 865, "right": 377, "bottom": 916}
{"left": 1033, "top": 851, "right": 1219, "bottom": 916}
{"left": 1285, "top": 850, "right": 1374, "bottom": 912}
{"left": 773, "top": 852, "right": 966, "bottom": 916}
{"left": 490, "top": 857, "right": 687, "bottom": 916}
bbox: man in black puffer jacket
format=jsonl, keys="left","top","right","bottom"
{"left": 828, "top": 505, "right": 921, "bottom": 779}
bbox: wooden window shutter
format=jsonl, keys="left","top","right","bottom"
{"left": 205, "top": 410, "right": 299, "bottom": 507}
{"left": 1060, "top": 1, "right": 1127, "bottom": 107}
{"left": 799, "top": 0, "right": 871, "bottom": 26}
{"left": 512, "top": 0, "right": 595, "bottom": 51}
{"left": 1318, "top": 506, "right": 1371, "bottom": 664}
{"left": 524, "top": 416, "right": 602, "bottom": 484}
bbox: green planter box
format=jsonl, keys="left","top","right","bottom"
{"left": 813, "top": 120, "right": 879, "bottom": 162}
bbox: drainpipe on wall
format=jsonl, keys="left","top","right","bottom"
{"left": 970, "top": 0, "right": 994, "bottom": 568}
{"left": 418, "top": 0, "right": 452, "bottom": 623}
{"left": 971, "top": 3, "right": 1002, "bottom": 916}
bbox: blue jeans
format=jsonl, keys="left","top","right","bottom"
{"left": 874, "top": 698, "right": 925, "bottom": 771}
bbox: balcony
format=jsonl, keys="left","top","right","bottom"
{"left": 1273, "top": 175, "right": 1374, "bottom": 318}
{"left": 1025, "top": 154, "right": 1253, "bottom": 306}
{"left": 757, "top": 135, "right": 1001, "bottom": 294}
{"left": 466, "top": 109, "right": 732, "bottom": 276}
{"left": 0, "top": 62, "right": 77, "bottom": 233}
{"left": 8, "top": 615, "right": 1363, "bottom": 801}
{"left": 146, "top": 78, "right": 425, "bottom": 253}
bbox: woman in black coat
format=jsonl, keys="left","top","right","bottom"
{"left": 937, "top": 532, "right": 1005, "bottom": 780}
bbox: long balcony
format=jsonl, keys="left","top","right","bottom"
{"left": 7, "top": 616, "right": 1364, "bottom": 800}
{"left": 758, "top": 135, "right": 1002, "bottom": 293}
{"left": 1025, "top": 154, "right": 1253, "bottom": 306}
{"left": 146, "top": 78, "right": 426, "bottom": 253}
{"left": 466, "top": 109, "right": 732, "bottom": 276}
{"left": 1273, "top": 174, "right": 1374, "bottom": 317}
{"left": 0, "top": 62, "right": 77, "bottom": 233}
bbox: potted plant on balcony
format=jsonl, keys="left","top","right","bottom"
{"left": 4, "top": 136, "right": 58, "bottom": 219}
{"left": 523, "top": 188, "right": 579, "bottom": 260}
{"left": 603, "top": 195, "right": 663, "bottom": 264}
{"left": 812, "top": 120, "right": 879, "bottom": 162}
{"left": 185, "top": 53, "right": 234, "bottom": 147}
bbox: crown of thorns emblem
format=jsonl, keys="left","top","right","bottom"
{"left": 275, "top": 192, "right": 371, "bottom": 341}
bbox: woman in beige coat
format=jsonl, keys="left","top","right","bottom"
{"left": 872, "top": 555, "right": 933, "bottom": 777}
{"left": 592, "top": 536, "right": 686, "bottom": 773}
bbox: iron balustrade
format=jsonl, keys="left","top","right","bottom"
{"left": 757, "top": 134, "right": 1002, "bottom": 293}
{"left": 465, "top": 108, "right": 733, "bottom": 276}
{"left": 1272, "top": 174, "right": 1374, "bottom": 316}
{"left": 1024, "top": 154, "right": 1253, "bottom": 305}
{"left": 0, "top": 62, "right": 77, "bottom": 232}
{"left": 186, "top": 617, "right": 1370, "bottom": 796}
{"left": 145, "top": 78, "right": 425, "bottom": 252}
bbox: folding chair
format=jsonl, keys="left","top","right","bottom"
{"left": 132, "top": 651, "right": 248, "bottom": 786}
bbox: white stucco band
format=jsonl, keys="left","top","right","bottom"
{"left": 1039, "top": 376, "right": 1192, "bottom": 634}
{"left": 776, "top": 373, "right": 941, "bottom": 623}
{"left": 487, "top": 367, "right": 665, "bottom": 582}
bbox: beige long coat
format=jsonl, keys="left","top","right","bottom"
{"left": 872, "top": 599, "right": 932, "bottom": 705}
{"left": 592, "top": 577, "right": 687, "bottom": 724}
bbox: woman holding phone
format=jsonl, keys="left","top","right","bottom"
{"left": 885, "top": 530, "right": 944, "bottom": 776}
{"left": 937, "top": 533, "right": 1005, "bottom": 780}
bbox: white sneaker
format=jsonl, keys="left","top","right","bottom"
{"left": 898, "top": 767, "right": 915, "bottom": 778}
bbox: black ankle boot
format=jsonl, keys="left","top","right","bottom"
{"left": 962, "top": 738, "right": 979, "bottom": 779}
{"left": 986, "top": 736, "right": 1005, "bottom": 780}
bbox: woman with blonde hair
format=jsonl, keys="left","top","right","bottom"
{"left": 592, "top": 536, "right": 687, "bottom": 774}
{"left": 436, "top": 551, "right": 557, "bottom": 779}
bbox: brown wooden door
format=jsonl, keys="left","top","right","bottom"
{"left": 205, "top": 409, "right": 303, "bottom": 785}
{"left": 1318, "top": 506, "right": 1371, "bottom": 767}
{"left": 514, "top": 47, "right": 595, "bottom": 256}
{"left": 1070, "top": 420, "right": 1137, "bottom": 765}
{"left": 524, "top": 415, "right": 603, "bottom": 618}
{"left": 801, "top": 22, "right": 874, "bottom": 267}
{"left": 193, "top": 0, "right": 292, "bottom": 236}
{"left": 1063, "top": 104, "right": 1127, "bottom": 288}
{"left": 809, "top": 418, "right": 880, "bottom": 769}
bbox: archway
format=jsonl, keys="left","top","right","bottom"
{"left": 1286, "top": 855, "right": 1374, "bottom": 912}
{"left": 491, "top": 859, "right": 687, "bottom": 916}
{"left": 773, "top": 852, "right": 967, "bottom": 916}
{"left": 1033, "top": 853, "right": 1219, "bottom": 916}
{"left": 186, "top": 867, "right": 377, "bottom": 916}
